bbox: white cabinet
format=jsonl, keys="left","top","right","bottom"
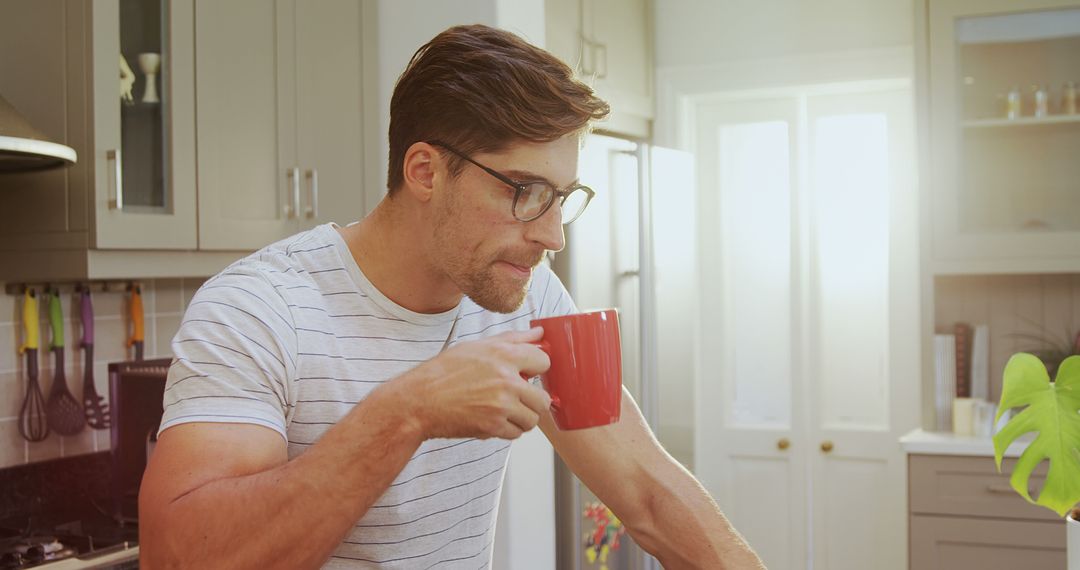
{"left": 922, "top": 0, "right": 1080, "bottom": 274}
{"left": 0, "top": 0, "right": 370, "bottom": 279}
{"left": 545, "top": 0, "right": 654, "bottom": 139}
{"left": 195, "top": 0, "right": 366, "bottom": 250}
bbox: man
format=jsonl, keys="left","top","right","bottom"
{"left": 139, "top": 24, "right": 765, "bottom": 570}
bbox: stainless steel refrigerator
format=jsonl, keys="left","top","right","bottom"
{"left": 550, "top": 134, "right": 698, "bottom": 570}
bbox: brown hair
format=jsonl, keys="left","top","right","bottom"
{"left": 387, "top": 24, "right": 610, "bottom": 193}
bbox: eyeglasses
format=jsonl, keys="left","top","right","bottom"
{"left": 428, "top": 140, "right": 594, "bottom": 225}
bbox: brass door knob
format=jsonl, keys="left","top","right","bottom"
{"left": 820, "top": 441, "right": 834, "bottom": 453}
{"left": 777, "top": 438, "right": 790, "bottom": 450}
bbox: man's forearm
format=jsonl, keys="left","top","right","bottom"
{"left": 628, "top": 461, "right": 766, "bottom": 570}
{"left": 141, "top": 384, "right": 424, "bottom": 570}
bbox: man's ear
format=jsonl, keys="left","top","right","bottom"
{"left": 401, "top": 142, "right": 440, "bottom": 203}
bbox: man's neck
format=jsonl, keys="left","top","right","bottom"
{"left": 336, "top": 199, "right": 464, "bottom": 314}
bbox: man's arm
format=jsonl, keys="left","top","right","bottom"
{"left": 139, "top": 384, "right": 424, "bottom": 570}
{"left": 139, "top": 327, "right": 552, "bottom": 570}
{"left": 541, "top": 387, "right": 766, "bottom": 570}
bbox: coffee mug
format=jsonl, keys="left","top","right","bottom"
{"left": 529, "top": 309, "right": 622, "bottom": 430}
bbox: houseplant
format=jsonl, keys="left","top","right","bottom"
{"left": 994, "top": 353, "right": 1080, "bottom": 568}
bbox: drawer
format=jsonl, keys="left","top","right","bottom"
{"left": 909, "top": 514, "right": 1065, "bottom": 570}
{"left": 909, "top": 453, "right": 1058, "bottom": 521}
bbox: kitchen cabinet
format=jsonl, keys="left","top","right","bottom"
{"left": 0, "top": 0, "right": 235, "bottom": 281}
{"left": 195, "top": 0, "right": 366, "bottom": 250}
{"left": 921, "top": 0, "right": 1080, "bottom": 274}
{"left": 545, "top": 0, "right": 654, "bottom": 139}
{"left": 908, "top": 454, "right": 1066, "bottom": 569}
{"left": 0, "top": 0, "right": 372, "bottom": 280}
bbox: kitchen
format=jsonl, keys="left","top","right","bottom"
{"left": 1, "top": 0, "right": 1078, "bottom": 569}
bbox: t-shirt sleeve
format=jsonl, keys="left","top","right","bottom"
{"left": 533, "top": 264, "right": 579, "bottom": 319}
{"left": 158, "top": 267, "right": 298, "bottom": 440}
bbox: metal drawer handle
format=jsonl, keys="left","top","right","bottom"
{"left": 284, "top": 167, "right": 300, "bottom": 219}
{"left": 305, "top": 168, "right": 318, "bottom": 219}
{"left": 107, "top": 149, "right": 123, "bottom": 210}
{"left": 987, "top": 484, "right": 1033, "bottom": 495}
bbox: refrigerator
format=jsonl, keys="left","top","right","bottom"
{"left": 550, "top": 134, "right": 698, "bottom": 570}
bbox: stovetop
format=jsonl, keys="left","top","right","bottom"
{"left": 0, "top": 516, "right": 138, "bottom": 569}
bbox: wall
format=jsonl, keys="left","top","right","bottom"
{"left": 654, "top": 0, "right": 914, "bottom": 70}
{"left": 934, "top": 274, "right": 1080, "bottom": 403}
{"left": 0, "top": 278, "right": 203, "bottom": 468}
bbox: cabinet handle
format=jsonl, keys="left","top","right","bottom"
{"left": 987, "top": 484, "right": 1033, "bottom": 495}
{"left": 107, "top": 149, "right": 123, "bottom": 210}
{"left": 579, "top": 34, "right": 593, "bottom": 75}
{"left": 595, "top": 42, "right": 607, "bottom": 79}
{"left": 305, "top": 168, "right": 318, "bottom": 219}
{"left": 777, "top": 438, "right": 790, "bottom": 451}
{"left": 284, "top": 167, "right": 300, "bottom": 219}
{"left": 820, "top": 441, "right": 834, "bottom": 453}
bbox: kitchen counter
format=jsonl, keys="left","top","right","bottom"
{"left": 899, "top": 428, "right": 1036, "bottom": 457}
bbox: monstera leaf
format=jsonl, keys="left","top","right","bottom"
{"left": 993, "top": 353, "right": 1080, "bottom": 517}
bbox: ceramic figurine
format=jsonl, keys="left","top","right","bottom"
{"left": 138, "top": 52, "right": 161, "bottom": 104}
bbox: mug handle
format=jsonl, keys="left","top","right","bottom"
{"left": 523, "top": 340, "right": 561, "bottom": 413}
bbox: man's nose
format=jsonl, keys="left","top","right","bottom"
{"left": 526, "top": 204, "right": 565, "bottom": 252}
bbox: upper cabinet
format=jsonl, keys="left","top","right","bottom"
{"left": 195, "top": 0, "right": 365, "bottom": 250}
{"left": 0, "top": 0, "right": 371, "bottom": 281}
{"left": 546, "top": 0, "right": 654, "bottom": 139}
{"left": 922, "top": 0, "right": 1080, "bottom": 273}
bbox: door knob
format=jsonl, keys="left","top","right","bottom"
{"left": 777, "top": 438, "right": 790, "bottom": 450}
{"left": 820, "top": 441, "right": 834, "bottom": 453}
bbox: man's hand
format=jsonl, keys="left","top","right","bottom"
{"left": 397, "top": 327, "right": 552, "bottom": 440}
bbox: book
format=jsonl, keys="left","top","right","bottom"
{"left": 971, "top": 325, "right": 990, "bottom": 401}
{"left": 954, "top": 323, "right": 972, "bottom": 398}
{"left": 934, "top": 334, "right": 957, "bottom": 431}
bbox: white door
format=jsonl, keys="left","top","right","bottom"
{"left": 694, "top": 97, "right": 808, "bottom": 570}
{"left": 694, "top": 83, "right": 919, "bottom": 570}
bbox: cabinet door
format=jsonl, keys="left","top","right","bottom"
{"left": 928, "top": 0, "right": 1080, "bottom": 272}
{"left": 909, "top": 514, "right": 1065, "bottom": 569}
{"left": 91, "top": 0, "right": 198, "bottom": 249}
{"left": 587, "top": 0, "right": 653, "bottom": 123}
{"left": 295, "top": 0, "right": 365, "bottom": 230}
{"left": 195, "top": 0, "right": 299, "bottom": 250}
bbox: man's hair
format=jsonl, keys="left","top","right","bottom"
{"left": 387, "top": 24, "right": 610, "bottom": 193}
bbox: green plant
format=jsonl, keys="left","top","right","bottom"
{"left": 1007, "top": 322, "right": 1080, "bottom": 378}
{"left": 993, "top": 353, "right": 1080, "bottom": 517}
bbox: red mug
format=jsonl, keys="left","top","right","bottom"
{"left": 530, "top": 309, "right": 622, "bottom": 430}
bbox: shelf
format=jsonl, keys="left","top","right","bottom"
{"left": 964, "top": 114, "right": 1080, "bottom": 129}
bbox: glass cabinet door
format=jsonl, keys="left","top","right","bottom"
{"left": 929, "top": 0, "right": 1080, "bottom": 270}
{"left": 119, "top": 0, "right": 167, "bottom": 211}
{"left": 92, "top": 0, "right": 196, "bottom": 249}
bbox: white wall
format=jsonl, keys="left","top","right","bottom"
{"left": 371, "top": 5, "right": 554, "bottom": 568}
{"left": 654, "top": 0, "right": 914, "bottom": 69}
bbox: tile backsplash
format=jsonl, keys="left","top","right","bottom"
{"left": 935, "top": 273, "right": 1080, "bottom": 402}
{"left": 0, "top": 278, "right": 204, "bottom": 469}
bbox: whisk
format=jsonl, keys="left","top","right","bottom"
{"left": 18, "top": 289, "right": 49, "bottom": 442}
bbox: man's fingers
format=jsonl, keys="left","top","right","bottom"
{"left": 505, "top": 404, "right": 541, "bottom": 434}
{"left": 491, "top": 326, "right": 544, "bottom": 344}
{"left": 517, "top": 382, "right": 552, "bottom": 415}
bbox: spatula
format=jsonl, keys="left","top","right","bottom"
{"left": 45, "top": 291, "right": 86, "bottom": 436}
{"left": 80, "top": 289, "right": 110, "bottom": 429}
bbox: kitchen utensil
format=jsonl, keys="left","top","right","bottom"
{"left": 126, "top": 285, "right": 144, "bottom": 360}
{"left": 17, "top": 289, "right": 48, "bottom": 442}
{"left": 80, "top": 289, "right": 110, "bottom": 429}
{"left": 44, "top": 292, "right": 85, "bottom": 435}
{"left": 529, "top": 309, "right": 623, "bottom": 430}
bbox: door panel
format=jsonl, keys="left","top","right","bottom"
{"left": 694, "top": 98, "right": 806, "bottom": 570}
{"left": 296, "top": 0, "right": 365, "bottom": 229}
{"left": 196, "top": 0, "right": 297, "bottom": 249}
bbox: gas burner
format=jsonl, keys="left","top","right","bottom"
{"left": 0, "top": 536, "right": 76, "bottom": 569}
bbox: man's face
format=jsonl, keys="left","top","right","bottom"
{"left": 431, "top": 136, "right": 578, "bottom": 313}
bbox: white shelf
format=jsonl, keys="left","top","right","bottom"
{"left": 899, "top": 428, "right": 1035, "bottom": 457}
{"left": 964, "top": 114, "right": 1080, "bottom": 129}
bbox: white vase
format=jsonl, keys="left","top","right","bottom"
{"left": 1069, "top": 513, "right": 1080, "bottom": 570}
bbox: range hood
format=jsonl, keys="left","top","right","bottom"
{"left": 0, "top": 93, "right": 77, "bottom": 173}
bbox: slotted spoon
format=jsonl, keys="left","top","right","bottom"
{"left": 45, "top": 291, "right": 85, "bottom": 436}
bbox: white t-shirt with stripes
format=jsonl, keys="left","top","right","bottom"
{"left": 160, "top": 222, "right": 576, "bottom": 569}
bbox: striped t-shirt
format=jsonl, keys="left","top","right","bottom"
{"left": 160, "top": 222, "right": 575, "bottom": 569}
